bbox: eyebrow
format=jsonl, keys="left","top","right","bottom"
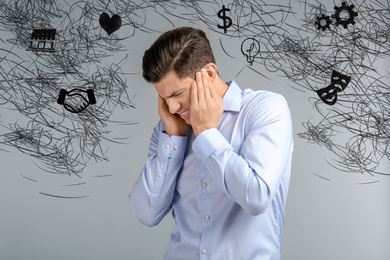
{"left": 159, "top": 89, "right": 184, "bottom": 99}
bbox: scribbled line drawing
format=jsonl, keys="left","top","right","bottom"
{"left": 1, "top": 0, "right": 202, "bottom": 197}
{"left": 292, "top": 0, "right": 390, "bottom": 179}
{"left": 0, "top": 0, "right": 153, "bottom": 197}
{"left": 0, "top": 0, "right": 388, "bottom": 199}
{"left": 144, "top": 0, "right": 294, "bottom": 78}
{"left": 149, "top": 0, "right": 390, "bottom": 179}
{"left": 38, "top": 192, "right": 89, "bottom": 199}
{"left": 176, "top": 0, "right": 294, "bottom": 78}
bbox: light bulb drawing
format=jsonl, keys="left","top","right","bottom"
{"left": 241, "top": 38, "right": 260, "bottom": 66}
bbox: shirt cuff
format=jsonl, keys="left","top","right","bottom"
{"left": 157, "top": 131, "right": 187, "bottom": 159}
{"left": 192, "top": 128, "right": 229, "bottom": 164}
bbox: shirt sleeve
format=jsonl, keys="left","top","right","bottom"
{"left": 192, "top": 92, "right": 293, "bottom": 216}
{"left": 129, "top": 120, "right": 187, "bottom": 226}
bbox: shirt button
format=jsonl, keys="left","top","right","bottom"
{"left": 202, "top": 249, "right": 207, "bottom": 254}
{"left": 205, "top": 216, "right": 210, "bottom": 221}
{"left": 202, "top": 183, "right": 207, "bottom": 188}
{"left": 174, "top": 145, "right": 178, "bottom": 150}
{"left": 165, "top": 144, "right": 170, "bottom": 149}
{"left": 159, "top": 174, "right": 164, "bottom": 178}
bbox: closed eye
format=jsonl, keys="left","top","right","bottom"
{"left": 169, "top": 90, "right": 184, "bottom": 99}
{"left": 159, "top": 89, "right": 185, "bottom": 100}
{"left": 173, "top": 91, "right": 183, "bottom": 97}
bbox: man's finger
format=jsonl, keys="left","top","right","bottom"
{"left": 158, "top": 96, "right": 168, "bottom": 114}
{"left": 191, "top": 80, "right": 198, "bottom": 105}
{"left": 201, "top": 68, "right": 212, "bottom": 100}
{"left": 196, "top": 71, "right": 205, "bottom": 102}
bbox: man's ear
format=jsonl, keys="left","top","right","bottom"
{"left": 204, "top": 63, "right": 217, "bottom": 83}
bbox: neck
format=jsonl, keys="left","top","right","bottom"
{"left": 214, "top": 75, "right": 229, "bottom": 98}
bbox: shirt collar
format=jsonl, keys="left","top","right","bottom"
{"left": 222, "top": 80, "right": 242, "bottom": 112}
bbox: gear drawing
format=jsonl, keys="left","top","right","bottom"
{"left": 331, "top": 1, "right": 358, "bottom": 29}
{"left": 315, "top": 14, "right": 332, "bottom": 31}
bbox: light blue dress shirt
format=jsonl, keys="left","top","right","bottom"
{"left": 129, "top": 81, "right": 294, "bottom": 260}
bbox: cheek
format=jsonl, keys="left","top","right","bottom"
{"left": 177, "top": 93, "right": 191, "bottom": 108}
{"left": 185, "top": 94, "right": 192, "bottom": 108}
{"left": 187, "top": 88, "right": 193, "bottom": 103}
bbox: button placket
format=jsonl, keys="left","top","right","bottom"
{"left": 196, "top": 150, "right": 213, "bottom": 260}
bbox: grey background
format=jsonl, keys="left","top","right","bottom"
{"left": 1, "top": 0, "right": 389, "bottom": 259}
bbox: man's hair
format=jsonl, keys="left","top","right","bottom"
{"left": 142, "top": 26, "right": 216, "bottom": 83}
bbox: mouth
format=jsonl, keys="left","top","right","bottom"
{"left": 179, "top": 109, "right": 190, "bottom": 120}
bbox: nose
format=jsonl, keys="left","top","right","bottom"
{"left": 165, "top": 98, "right": 181, "bottom": 114}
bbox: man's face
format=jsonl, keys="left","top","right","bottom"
{"left": 153, "top": 70, "right": 194, "bottom": 124}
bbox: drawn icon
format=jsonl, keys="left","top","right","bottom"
{"left": 331, "top": 1, "right": 358, "bottom": 29}
{"left": 316, "top": 84, "right": 340, "bottom": 105}
{"left": 57, "top": 89, "right": 96, "bottom": 113}
{"left": 217, "top": 5, "right": 232, "bottom": 33}
{"left": 241, "top": 38, "right": 260, "bottom": 66}
{"left": 316, "top": 70, "right": 351, "bottom": 105}
{"left": 315, "top": 14, "right": 332, "bottom": 31}
{"left": 330, "top": 70, "right": 351, "bottom": 90}
{"left": 99, "top": 13, "right": 122, "bottom": 35}
{"left": 27, "top": 29, "right": 56, "bottom": 52}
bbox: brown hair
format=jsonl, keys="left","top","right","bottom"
{"left": 142, "top": 26, "right": 216, "bottom": 83}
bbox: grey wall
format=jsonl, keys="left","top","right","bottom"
{"left": 1, "top": 0, "right": 389, "bottom": 259}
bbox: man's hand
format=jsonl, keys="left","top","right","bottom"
{"left": 191, "top": 68, "right": 223, "bottom": 136}
{"left": 158, "top": 96, "right": 188, "bottom": 136}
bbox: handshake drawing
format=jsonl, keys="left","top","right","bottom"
{"left": 57, "top": 88, "right": 96, "bottom": 113}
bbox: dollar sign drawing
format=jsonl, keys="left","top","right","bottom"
{"left": 217, "top": 5, "right": 232, "bottom": 33}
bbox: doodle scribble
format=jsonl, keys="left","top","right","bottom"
{"left": 292, "top": 0, "right": 390, "bottom": 178}
{"left": 0, "top": 0, "right": 389, "bottom": 198}
{"left": 149, "top": 0, "right": 390, "bottom": 179}
{"left": 0, "top": 0, "right": 154, "bottom": 197}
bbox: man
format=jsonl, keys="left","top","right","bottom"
{"left": 129, "top": 26, "right": 293, "bottom": 260}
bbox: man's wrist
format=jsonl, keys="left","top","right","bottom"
{"left": 193, "top": 126, "right": 215, "bottom": 137}
{"left": 164, "top": 130, "right": 187, "bottom": 137}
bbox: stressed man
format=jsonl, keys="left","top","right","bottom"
{"left": 129, "top": 26, "right": 293, "bottom": 260}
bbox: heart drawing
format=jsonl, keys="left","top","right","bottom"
{"left": 99, "top": 13, "right": 122, "bottom": 35}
